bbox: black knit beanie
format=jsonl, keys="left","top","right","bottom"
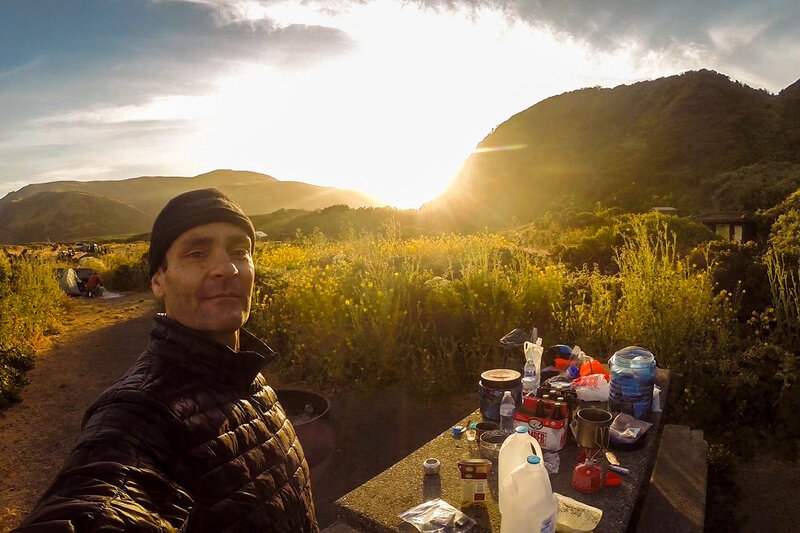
{"left": 148, "top": 188, "right": 255, "bottom": 278}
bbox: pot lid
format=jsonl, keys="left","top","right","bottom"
{"left": 480, "top": 368, "right": 522, "bottom": 387}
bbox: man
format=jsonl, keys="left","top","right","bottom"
{"left": 16, "top": 189, "right": 318, "bottom": 532}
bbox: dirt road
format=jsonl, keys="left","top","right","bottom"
{"left": 0, "top": 292, "right": 155, "bottom": 530}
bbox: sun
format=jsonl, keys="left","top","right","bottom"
{"left": 175, "top": 0, "right": 662, "bottom": 209}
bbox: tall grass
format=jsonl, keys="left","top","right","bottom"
{"left": 96, "top": 243, "right": 150, "bottom": 291}
{"left": 554, "top": 220, "right": 745, "bottom": 430}
{"left": 0, "top": 255, "right": 66, "bottom": 409}
{"left": 557, "top": 221, "right": 734, "bottom": 364}
{"left": 247, "top": 232, "right": 567, "bottom": 396}
{"left": 765, "top": 249, "right": 800, "bottom": 349}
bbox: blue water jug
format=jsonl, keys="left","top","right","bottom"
{"left": 608, "top": 346, "right": 656, "bottom": 419}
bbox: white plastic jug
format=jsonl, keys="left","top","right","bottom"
{"left": 523, "top": 337, "right": 544, "bottom": 393}
{"left": 498, "top": 425, "right": 544, "bottom": 496}
{"left": 499, "top": 456, "right": 558, "bottom": 533}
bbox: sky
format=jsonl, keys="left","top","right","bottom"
{"left": 1, "top": 1, "right": 799, "bottom": 209}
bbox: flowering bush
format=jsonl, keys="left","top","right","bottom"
{"left": 0, "top": 256, "right": 66, "bottom": 409}
{"left": 247, "top": 232, "right": 566, "bottom": 396}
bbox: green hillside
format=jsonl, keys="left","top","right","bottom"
{"left": 1, "top": 169, "right": 378, "bottom": 217}
{"left": 250, "top": 205, "right": 424, "bottom": 240}
{"left": 424, "top": 70, "right": 800, "bottom": 230}
{"left": 0, "top": 191, "right": 151, "bottom": 243}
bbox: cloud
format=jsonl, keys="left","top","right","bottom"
{"left": 161, "top": 0, "right": 800, "bottom": 92}
{"left": 35, "top": 94, "right": 220, "bottom": 125}
{"left": 0, "top": 57, "right": 44, "bottom": 82}
{"left": 400, "top": 0, "right": 800, "bottom": 91}
{"left": 161, "top": 0, "right": 358, "bottom": 27}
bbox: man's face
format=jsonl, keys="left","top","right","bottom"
{"left": 151, "top": 222, "right": 255, "bottom": 346}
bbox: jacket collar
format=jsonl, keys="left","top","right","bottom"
{"left": 149, "top": 314, "right": 278, "bottom": 392}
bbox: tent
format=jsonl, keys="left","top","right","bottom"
{"left": 78, "top": 256, "right": 106, "bottom": 270}
{"left": 56, "top": 268, "right": 82, "bottom": 296}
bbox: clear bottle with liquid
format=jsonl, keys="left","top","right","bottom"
{"left": 499, "top": 391, "right": 516, "bottom": 434}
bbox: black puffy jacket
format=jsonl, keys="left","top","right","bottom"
{"left": 16, "top": 315, "right": 318, "bottom": 532}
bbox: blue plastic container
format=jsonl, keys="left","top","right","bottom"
{"left": 608, "top": 346, "right": 656, "bottom": 419}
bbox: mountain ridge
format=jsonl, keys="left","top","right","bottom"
{"left": 1, "top": 169, "right": 376, "bottom": 216}
{"left": 424, "top": 69, "right": 800, "bottom": 229}
{"left": 0, "top": 169, "right": 379, "bottom": 243}
{"left": 0, "top": 191, "right": 152, "bottom": 243}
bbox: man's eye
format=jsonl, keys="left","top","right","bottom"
{"left": 231, "top": 249, "right": 250, "bottom": 258}
{"left": 187, "top": 251, "right": 206, "bottom": 258}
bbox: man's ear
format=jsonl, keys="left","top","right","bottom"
{"left": 151, "top": 269, "right": 165, "bottom": 300}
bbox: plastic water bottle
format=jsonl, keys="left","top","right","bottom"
{"left": 499, "top": 426, "right": 543, "bottom": 493}
{"left": 523, "top": 357, "right": 536, "bottom": 379}
{"left": 499, "top": 391, "right": 516, "bottom": 434}
{"left": 499, "top": 455, "right": 558, "bottom": 533}
{"left": 523, "top": 337, "right": 543, "bottom": 394}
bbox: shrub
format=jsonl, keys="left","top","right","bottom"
{"left": 97, "top": 243, "right": 151, "bottom": 291}
{"left": 247, "top": 233, "right": 567, "bottom": 397}
{"left": 554, "top": 219, "right": 745, "bottom": 431}
{"left": 769, "top": 209, "right": 800, "bottom": 261}
{"left": 0, "top": 345, "right": 35, "bottom": 409}
{"left": 0, "top": 257, "right": 66, "bottom": 410}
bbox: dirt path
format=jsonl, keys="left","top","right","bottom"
{"left": 0, "top": 292, "right": 156, "bottom": 531}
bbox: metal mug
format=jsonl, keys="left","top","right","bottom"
{"left": 474, "top": 421, "right": 499, "bottom": 441}
{"left": 571, "top": 407, "right": 612, "bottom": 450}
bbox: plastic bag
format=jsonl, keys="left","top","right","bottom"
{"left": 610, "top": 413, "right": 652, "bottom": 444}
{"left": 398, "top": 498, "right": 476, "bottom": 532}
{"left": 543, "top": 451, "right": 561, "bottom": 474}
{"left": 572, "top": 374, "right": 610, "bottom": 401}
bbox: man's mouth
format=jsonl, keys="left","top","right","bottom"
{"left": 205, "top": 293, "right": 240, "bottom": 300}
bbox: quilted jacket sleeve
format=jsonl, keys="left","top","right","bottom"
{"left": 14, "top": 399, "right": 193, "bottom": 533}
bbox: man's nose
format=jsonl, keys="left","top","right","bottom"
{"left": 209, "top": 250, "right": 239, "bottom": 277}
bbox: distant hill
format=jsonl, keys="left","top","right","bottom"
{"left": 2, "top": 169, "right": 378, "bottom": 216}
{"left": 250, "top": 205, "right": 424, "bottom": 240}
{"left": 0, "top": 191, "right": 151, "bottom": 243}
{"left": 0, "top": 170, "right": 379, "bottom": 243}
{"left": 424, "top": 70, "right": 800, "bottom": 230}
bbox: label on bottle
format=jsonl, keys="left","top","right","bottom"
{"left": 540, "top": 511, "right": 556, "bottom": 533}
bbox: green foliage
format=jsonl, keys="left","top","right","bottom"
{"left": 688, "top": 240, "right": 771, "bottom": 322}
{"left": 708, "top": 162, "right": 800, "bottom": 212}
{"left": 514, "top": 210, "right": 717, "bottom": 273}
{"left": 768, "top": 208, "right": 800, "bottom": 260}
{"left": 97, "top": 243, "right": 151, "bottom": 291}
{"left": 0, "top": 257, "right": 66, "bottom": 410}
{"left": 764, "top": 250, "right": 800, "bottom": 350}
{"left": 0, "top": 345, "right": 35, "bottom": 409}
{"left": 250, "top": 205, "right": 426, "bottom": 241}
{"left": 555, "top": 219, "right": 732, "bottom": 362}
{"left": 246, "top": 233, "right": 567, "bottom": 397}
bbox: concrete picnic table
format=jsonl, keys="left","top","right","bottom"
{"left": 334, "top": 369, "right": 671, "bottom": 532}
